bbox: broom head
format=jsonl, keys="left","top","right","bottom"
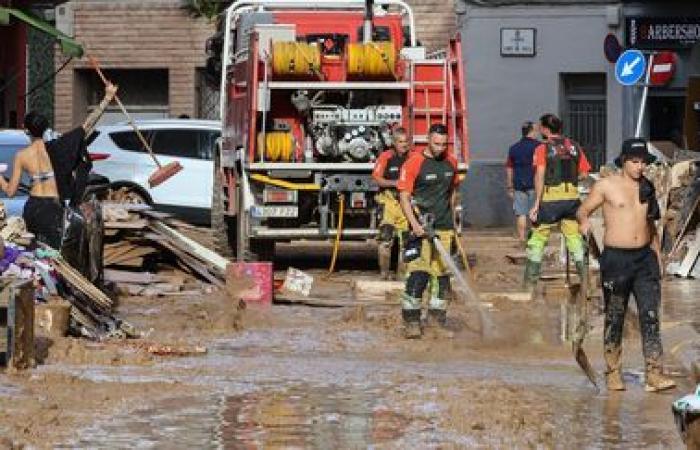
{"left": 148, "top": 161, "right": 183, "bottom": 188}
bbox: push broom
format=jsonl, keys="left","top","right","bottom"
{"left": 88, "top": 56, "right": 182, "bottom": 188}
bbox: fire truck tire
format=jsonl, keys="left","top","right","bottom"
{"left": 249, "top": 239, "right": 275, "bottom": 262}
{"left": 211, "top": 165, "right": 235, "bottom": 258}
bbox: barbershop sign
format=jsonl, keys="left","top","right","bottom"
{"left": 627, "top": 17, "right": 700, "bottom": 49}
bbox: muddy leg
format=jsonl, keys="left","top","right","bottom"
{"left": 632, "top": 255, "right": 675, "bottom": 392}
{"left": 378, "top": 224, "right": 395, "bottom": 280}
{"left": 602, "top": 276, "right": 631, "bottom": 391}
{"left": 402, "top": 271, "right": 429, "bottom": 339}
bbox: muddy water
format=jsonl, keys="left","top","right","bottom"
{"left": 58, "top": 304, "right": 685, "bottom": 448}
{"left": 54, "top": 242, "right": 694, "bottom": 448}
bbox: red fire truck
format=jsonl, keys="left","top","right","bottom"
{"left": 208, "top": 0, "right": 468, "bottom": 261}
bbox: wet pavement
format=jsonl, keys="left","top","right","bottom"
{"left": 3, "top": 238, "right": 699, "bottom": 448}
{"left": 56, "top": 294, "right": 691, "bottom": 449}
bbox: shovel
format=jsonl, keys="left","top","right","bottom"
{"left": 571, "top": 236, "right": 599, "bottom": 391}
{"left": 88, "top": 56, "right": 182, "bottom": 188}
{"left": 423, "top": 214, "right": 492, "bottom": 336}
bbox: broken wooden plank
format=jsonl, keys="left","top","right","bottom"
{"left": 51, "top": 257, "right": 112, "bottom": 311}
{"left": 104, "top": 269, "right": 156, "bottom": 285}
{"left": 104, "top": 219, "right": 149, "bottom": 230}
{"left": 149, "top": 221, "right": 229, "bottom": 274}
{"left": 352, "top": 279, "right": 404, "bottom": 297}
{"left": 158, "top": 240, "right": 223, "bottom": 287}
{"left": 480, "top": 291, "right": 533, "bottom": 303}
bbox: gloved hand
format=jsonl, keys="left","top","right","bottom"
{"left": 403, "top": 233, "right": 422, "bottom": 262}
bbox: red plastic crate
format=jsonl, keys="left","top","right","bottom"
{"left": 227, "top": 262, "right": 273, "bottom": 304}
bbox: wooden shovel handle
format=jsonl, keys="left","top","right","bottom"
{"left": 88, "top": 56, "right": 162, "bottom": 168}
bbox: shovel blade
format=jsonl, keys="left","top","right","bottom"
{"left": 573, "top": 339, "right": 599, "bottom": 391}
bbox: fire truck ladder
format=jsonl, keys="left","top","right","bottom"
{"left": 409, "top": 57, "right": 449, "bottom": 147}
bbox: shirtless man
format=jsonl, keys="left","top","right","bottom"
{"left": 577, "top": 138, "right": 675, "bottom": 393}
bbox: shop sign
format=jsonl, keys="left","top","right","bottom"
{"left": 627, "top": 17, "right": 700, "bottom": 49}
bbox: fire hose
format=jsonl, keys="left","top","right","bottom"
{"left": 327, "top": 193, "right": 345, "bottom": 275}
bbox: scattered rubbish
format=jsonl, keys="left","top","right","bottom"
{"left": 280, "top": 267, "right": 314, "bottom": 297}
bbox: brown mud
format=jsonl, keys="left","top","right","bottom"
{"left": 0, "top": 230, "right": 697, "bottom": 448}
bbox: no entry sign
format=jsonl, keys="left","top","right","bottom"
{"left": 650, "top": 51, "right": 677, "bottom": 86}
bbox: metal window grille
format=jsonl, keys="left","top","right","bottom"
{"left": 563, "top": 99, "right": 607, "bottom": 170}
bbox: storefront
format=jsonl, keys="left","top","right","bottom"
{"left": 622, "top": 9, "right": 700, "bottom": 151}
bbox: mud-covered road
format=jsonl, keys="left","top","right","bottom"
{"left": 0, "top": 231, "right": 697, "bottom": 449}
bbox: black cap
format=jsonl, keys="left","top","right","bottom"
{"left": 428, "top": 123, "right": 447, "bottom": 135}
{"left": 614, "top": 138, "right": 656, "bottom": 168}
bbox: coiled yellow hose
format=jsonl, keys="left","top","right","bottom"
{"left": 257, "top": 131, "right": 294, "bottom": 162}
{"left": 271, "top": 41, "right": 321, "bottom": 77}
{"left": 346, "top": 41, "right": 396, "bottom": 78}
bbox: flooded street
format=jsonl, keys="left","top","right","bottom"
{"left": 58, "top": 299, "right": 686, "bottom": 449}
{"left": 1, "top": 232, "right": 697, "bottom": 448}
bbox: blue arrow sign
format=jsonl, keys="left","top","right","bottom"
{"left": 615, "top": 49, "right": 646, "bottom": 86}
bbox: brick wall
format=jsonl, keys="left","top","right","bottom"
{"left": 406, "top": 0, "right": 458, "bottom": 51}
{"left": 53, "top": 0, "right": 456, "bottom": 130}
{"left": 54, "top": 0, "right": 214, "bottom": 130}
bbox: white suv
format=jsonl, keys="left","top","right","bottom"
{"left": 88, "top": 119, "right": 220, "bottom": 220}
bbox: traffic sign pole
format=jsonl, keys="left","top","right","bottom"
{"left": 635, "top": 53, "right": 654, "bottom": 138}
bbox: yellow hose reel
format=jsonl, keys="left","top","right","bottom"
{"left": 346, "top": 41, "right": 396, "bottom": 78}
{"left": 257, "top": 131, "right": 294, "bottom": 162}
{"left": 271, "top": 42, "right": 322, "bottom": 77}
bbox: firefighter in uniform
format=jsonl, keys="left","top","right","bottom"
{"left": 372, "top": 128, "right": 411, "bottom": 279}
{"left": 397, "top": 124, "right": 460, "bottom": 339}
{"left": 524, "top": 113, "right": 591, "bottom": 289}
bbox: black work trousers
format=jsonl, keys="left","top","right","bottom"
{"left": 600, "top": 245, "right": 663, "bottom": 359}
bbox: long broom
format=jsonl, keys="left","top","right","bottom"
{"left": 88, "top": 56, "right": 182, "bottom": 188}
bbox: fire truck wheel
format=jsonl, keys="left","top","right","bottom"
{"left": 211, "top": 166, "right": 235, "bottom": 258}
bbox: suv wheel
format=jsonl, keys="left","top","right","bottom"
{"left": 107, "top": 184, "right": 152, "bottom": 205}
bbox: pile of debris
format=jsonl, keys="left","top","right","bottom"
{"left": 101, "top": 202, "right": 229, "bottom": 295}
{"left": 0, "top": 208, "right": 137, "bottom": 339}
{"left": 643, "top": 156, "right": 700, "bottom": 278}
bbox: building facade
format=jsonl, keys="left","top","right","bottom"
{"left": 458, "top": 0, "right": 700, "bottom": 226}
{"left": 52, "top": 0, "right": 215, "bottom": 131}
{"left": 1, "top": 1, "right": 76, "bottom": 128}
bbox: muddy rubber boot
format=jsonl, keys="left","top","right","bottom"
{"left": 402, "top": 309, "right": 422, "bottom": 339}
{"left": 426, "top": 309, "right": 454, "bottom": 339}
{"left": 523, "top": 260, "right": 541, "bottom": 291}
{"left": 378, "top": 243, "right": 393, "bottom": 280}
{"left": 644, "top": 357, "right": 676, "bottom": 393}
{"left": 427, "top": 309, "right": 447, "bottom": 327}
{"left": 604, "top": 347, "right": 626, "bottom": 391}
